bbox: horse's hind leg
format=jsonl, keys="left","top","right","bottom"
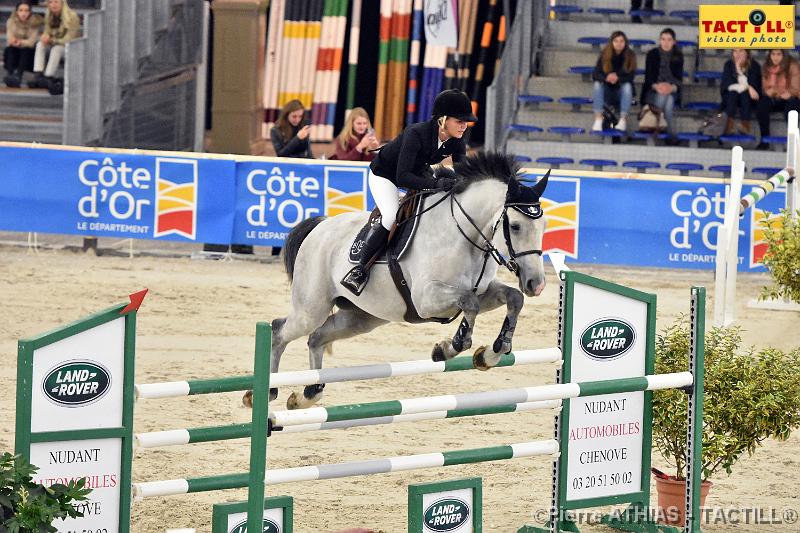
{"left": 286, "top": 307, "right": 388, "bottom": 410}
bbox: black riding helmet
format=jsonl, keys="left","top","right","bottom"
{"left": 431, "top": 89, "right": 478, "bottom": 122}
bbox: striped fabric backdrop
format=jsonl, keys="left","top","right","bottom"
{"left": 263, "top": 0, "right": 286, "bottom": 127}
{"left": 311, "top": 0, "right": 348, "bottom": 140}
{"left": 344, "top": 0, "right": 364, "bottom": 115}
{"left": 470, "top": 0, "right": 499, "bottom": 117}
{"left": 405, "top": 0, "right": 423, "bottom": 125}
{"left": 384, "top": 0, "right": 412, "bottom": 140}
{"left": 373, "top": 0, "right": 393, "bottom": 139}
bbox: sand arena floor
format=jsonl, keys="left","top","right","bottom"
{"left": 1, "top": 240, "right": 798, "bottom": 532}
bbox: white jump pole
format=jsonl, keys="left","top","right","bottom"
{"left": 714, "top": 146, "right": 745, "bottom": 327}
{"left": 787, "top": 110, "right": 798, "bottom": 217}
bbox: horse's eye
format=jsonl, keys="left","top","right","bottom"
{"left": 510, "top": 223, "right": 521, "bottom": 231}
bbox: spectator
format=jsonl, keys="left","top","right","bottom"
{"left": 270, "top": 99, "right": 313, "bottom": 159}
{"left": 4, "top": 1, "right": 43, "bottom": 88}
{"left": 591, "top": 31, "right": 636, "bottom": 132}
{"left": 643, "top": 28, "right": 683, "bottom": 139}
{"left": 756, "top": 49, "right": 800, "bottom": 149}
{"left": 331, "top": 107, "right": 380, "bottom": 161}
{"left": 631, "top": 0, "right": 653, "bottom": 23}
{"left": 721, "top": 49, "right": 761, "bottom": 135}
{"left": 31, "top": 0, "right": 81, "bottom": 90}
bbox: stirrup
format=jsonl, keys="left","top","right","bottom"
{"left": 341, "top": 265, "right": 369, "bottom": 295}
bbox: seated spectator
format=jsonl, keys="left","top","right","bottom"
{"left": 31, "top": 0, "right": 81, "bottom": 90}
{"left": 591, "top": 31, "right": 636, "bottom": 132}
{"left": 756, "top": 49, "right": 800, "bottom": 149}
{"left": 4, "top": 2, "right": 43, "bottom": 88}
{"left": 721, "top": 48, "right": 761, "bottom": 135}
{"left": 331, "top": 107, "right": 380, "bottom": 160}
{"left": 270, "top": 99, "right": 313, "bottom": 159}
{"left": 631, "top": 0, "right": 653, "bottom": 23}
{"left": 643, "top": 28, "right": 683, "bottom": 139}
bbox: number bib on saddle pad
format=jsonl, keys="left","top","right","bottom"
{"left": 347, "top": 192, "right": 427, "bottom": 264}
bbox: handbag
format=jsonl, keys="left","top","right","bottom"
{"left": 638, "top": 104, "right": 668, "bottom": 133}
{"left": 699, "top": 112, "right": 728, "bottom": 138}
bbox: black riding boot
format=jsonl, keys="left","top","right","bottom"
{"left": 340, "top": 224, "right": 390, "bottom": 295}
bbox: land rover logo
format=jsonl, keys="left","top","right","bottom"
{"left": 580, "top": 319, "right": 635, "bottom": 360}
{"left": 230, "top": 518, "right": 279, "bottom": 533}
{"left": 423, "top": 497, "right": 470, "bottom": 532}
{"left": 42, "top": 361, "right": 111, "bottom": 407}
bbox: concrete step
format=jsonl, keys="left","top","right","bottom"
{"left": 526, "top": 75, "right": 725, "bottom": 104}
{"left": 552, "top": 0, "right": 768, "bottom": 15}
{"left": 0, "top": 114, "right": 62, "bottom": 143}
{"left": 540, "top": 47, "right": 731, "bottom": 76}
{"left": 0, "top": 87, "right": 63, "bottom": 118}
{"left": 545, "top": 20, "right": 700, "bottom": 49}
{"left": 506, "top": 138, "right": 786, "bottom": 178}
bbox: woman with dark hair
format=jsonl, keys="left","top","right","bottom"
{"left": 591, "top": 31, "right": 636, "bottom": 132}
{"left": 270, "top": 99, "right": 313, "bottom": 159}
{"left": 4, "top": 1, "right": 42, "bottom": 87}
{"left": 642, "top": 28, "right": 683, "bottom": 137}
{"left": 340, "top": 89, "right": 476, "bottom": 295}
{"left": 756, "top": 49, "right": 800, "bottom": 149}
{"left": 720, "top": 48, "right": 761, "bottom": 135}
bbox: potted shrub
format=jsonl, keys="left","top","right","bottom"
{"left": 651, "top": 321, "right": 800, "bottom": 525}
{"left": 0, "top": 452, "right": 91, "bottom": 532}
{"left": 759, "top": 209, "right": 800, "bottom": 303}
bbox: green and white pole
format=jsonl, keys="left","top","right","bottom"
{"left": 684, "top": 287, "right": 706, "bottom": 533}
{"left": 246, "top": 322, "right": 271, "bottom": 533}
{"left": 134, "top": 400, "right": 563, "bottom": 448}
{"left": 132, "top": 440, "right": 560, "bottom": 498}
{"left": 738, "top": 167, "right": 793, "bottom": 214}
{"left": 135, "top": 348, "right": 561, "bottom": 400}
{"left": 269, "top": 373, "right": 693, "bottom": 428}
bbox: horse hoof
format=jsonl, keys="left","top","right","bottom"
{"left": 473, "top": 346, "right": 491, "bottom": 371}
{"left": 242, "top": 390, "right": 253, "bottom": 408}
{"left": 432, "top": 344, "right": 446, "bottom": 362}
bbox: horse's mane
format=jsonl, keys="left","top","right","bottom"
{"left": 435, "top": 151, "right": 521, "bottom": 193}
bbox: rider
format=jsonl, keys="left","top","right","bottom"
{"left": 340, "top": 89, "right": 478, "bottom": 295}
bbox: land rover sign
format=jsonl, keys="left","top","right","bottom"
{"left": 423, "top": 498, "right": 470, "bottom": 531}
{"left": 230, "top": 517, "right": 280, "bottom": 533}
{"left": 43, "top": 360, "right": 111, "bottom": 406}
{"left": 580, "top": 318, "right": 635, "bottom": 360}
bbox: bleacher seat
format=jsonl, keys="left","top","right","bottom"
{"left": 762, "top": 135, "right": 787, "bottom": 147}
{"left": 623, "top": 160, "right": 661, "bottom": 173}
{"left": 518, "top": 95, "right": 554, "bottom": 108}
{"left": 677, "top": 132, "right": 712, "bottom": 148}
{"left": 580, "top": 159, "right": 617, "bottom": 171}
{"left": 666, "top": 162, "right": 704, "bottom": 176}
{"left": 694, "top": 71, "right": 722, "bottom": 86}
{"left": 677, "top": 40, "right": 697, "bottom": 49}
{"left": 670, "top": 10, "right": 699, "bottom": 22}
{"left": 684, "top": 102, "right": 719, "bottom": 112}
{"left": 515, "top": 155, "right": 533, "bottom": 163}
{"left": 548, "top": 126, "right": 585, "bottom": 141}
{"left": 591, "top": 129, "right": 624, "bottom": 143}
{"left": 568, "top": 66, "right": 594, "bottom": 82}
{"left": 508, "top": 124, "right": 543, "bottom": 139}
{"left": 559, "top": 96, "right": 592, "bottom": 111}
{"left": 719, "top": 134, "right": 756, "bottom": 144}
{"left": 631, "top": 131, "right": 669, "bottom": 146}
{"left": 536, "top": 157, "right": 574, "bottom": 169}
{"left": 577, "top": 37, "right": 607, "bottom": 50}
{"left": 587, "top": 7, "right": 625, "bottom": 21}
{"left": 709, "top": 164, "right": 732, "bottom": 177}
{"left": 629, "top": 39, "right": 656, "bottom": 50}
{"left": 629, "top": 9, "right": 666, "bottom": 18}
{"left": 550, "top": 5, "right": 582, "bottom": 19}
{"left": 752, "top": 167, "right": 783, "bottom": 178}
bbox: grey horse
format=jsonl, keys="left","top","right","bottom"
{"left": 250, "top": 152, "right": 549, "bottom": 410}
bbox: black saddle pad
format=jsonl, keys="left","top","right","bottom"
{"left": 348, "top": 194, "right": 426, "bottom": 264}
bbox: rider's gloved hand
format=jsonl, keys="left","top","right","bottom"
{"left": 435, "top": 177, "right": 457, "bottom": 191}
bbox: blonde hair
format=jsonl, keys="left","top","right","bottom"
{"left": 437, "top": 116, "right": 447, "bottom": 129}
{"left": 336, "top": 107, "right": 372, "bottom": 150}
{"left": 45, "top": 0, "right": 78, "bottom": 30}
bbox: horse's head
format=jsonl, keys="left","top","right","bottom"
{"left": 502, "top": 170, "right": 549, "bottom": 297}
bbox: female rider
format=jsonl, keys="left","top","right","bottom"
{"left": 341, "top": 89, "right": 477, "bottom": 295}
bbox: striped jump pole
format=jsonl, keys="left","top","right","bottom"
{"left": 134, "top": 400, "right": 563, "bottom": 449}
{"left": 269, "top": 372, "right": 693, "bottom": 428}
{"left": 738, "top": 167, "right": 794, "bottom": 214}
{"left": 132, "top": 440, "right": 559, "bottom": 499}
{"left": 134, "top": 348, "right": 561, "bottom": 400}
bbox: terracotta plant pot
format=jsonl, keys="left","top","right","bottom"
{"left": 655, "top": 476, "right": 712, "bottom": 525}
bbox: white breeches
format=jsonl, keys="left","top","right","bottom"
{"left": 368, "top": 171, "right": 400, "bottom": 230}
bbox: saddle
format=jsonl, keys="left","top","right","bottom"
{"left": 347, "top": 190, "right": 453, "bottom": 324}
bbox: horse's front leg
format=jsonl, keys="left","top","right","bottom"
{"left": 419, "top": 281, "right": 480, "bottom": 362}
{"left": 472, "top": 280, "right": 524, "bottom": 370}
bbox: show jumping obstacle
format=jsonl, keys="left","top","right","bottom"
{"left": 715, "top": 111, "right": 800, "bottom": 326}
{"left": 15, "top": 272, "right": 706, "bottom": 533}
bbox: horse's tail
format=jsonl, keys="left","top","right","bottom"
{"left": 283, "top": 216, "right": 327, "bottom": 282}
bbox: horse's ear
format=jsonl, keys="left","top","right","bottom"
{"left": 531, "top": 169, "right": 550, "bottom": 198}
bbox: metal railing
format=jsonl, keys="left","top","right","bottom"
{"left": 485, "top": 0, "right": 544, "bottom": 152}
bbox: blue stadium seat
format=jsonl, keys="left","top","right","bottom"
{"left": 719, "top": 134, "right": 756, "bottom": 144}
{"left": 666, "top": 162, "right": 704, "bottom": 176}
{"left": 568, "top": 66, "right": 594, "bottom": 81}
{"left": 631, "top": 131, "right": 668, "bottom": 146}
{"left": 629, "top": 9, "right": 665, "bottom": 18}
{"left": 580, "top": 158, "right": 617, "bottom": 171}
{"left": 677, "top": 39, "right": 697, "bottom": 49}
{"left": 590, "top": 130, "right": 624, "bottom": 143}
{"left": 762, "top": 135, "right": 787, "bottom": 145}
{"left": 684, "top": 102, "right": 719, "bottom": 112}
{"left": 709, "top": 165, "right": 731, "bottom": 177}
{"left": 587, "top": 7, "right": 625, "bottom": 21}
{"left": 548, "top": 126, "right": 585, "bottom": 141}
{"left": 559, "top": 96, "right": 593, "bottom": 111}
{"left": 508, "top": 124, "right": 543, "bottom": 140}
{"left": 670, "top": 10, "right": 699, "bottom": 22}
{"left": 629, "top": 38, "right": 656, "bottom": 50}
{"left": 550, "top": 5, "right": 582, "bottom": 19}
{"left": 752, "top": 167, "right": 783, "bottom": 178}
{"left": 514, "top": 155, "right": 533, "bottom": 163}
{"left": 577, "top": 37, "right": 607, "bottom": 49}
{"left": 518, "top": 94, "right": 554, "bottom": 108}
{"left": 676, "top": 133, "right": 712, "bottom": 147}
{"left": 536, "top": 157, "right": 574, "bottom": 169}
{"left": 694, "top": 71, "right": 722, "bottom": 86}
{"left": 623, "top": 160, "right": 661, "bottom": 173}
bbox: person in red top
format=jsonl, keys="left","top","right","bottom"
{"left": 331, "top": 107, "right": 380, "bottom": 161}
{"left": 756, "top": 48, "right": 800, "bottom": 149}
